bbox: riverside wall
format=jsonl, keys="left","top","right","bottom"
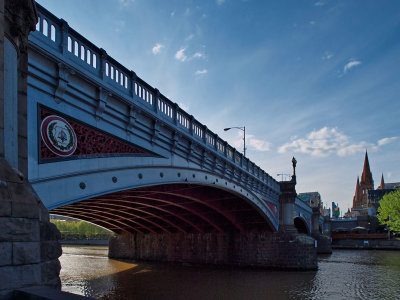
{"left": 109, "top": 231, "right": 317, "bottom": 270}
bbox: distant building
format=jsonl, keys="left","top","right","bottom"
{"left": 298, "top": 192, "right": 327, "bottom": 215}
{"left": 351, "top": 151, "right": 374, "bottom": 216}
{"left": 351, "top": 151, "right": 399, "bottom": 217}
{"left": 367, "top": 174, "right": 398, "bottom": 216}
{"left": 332, "top": 202, "right": 340, "bottom": 218}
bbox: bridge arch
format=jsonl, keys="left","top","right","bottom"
{"left": 50, "top": 180, "right": 277, "bottom": 234}
{"left": 294, "top": 216, "right": 310, "bottom": 234}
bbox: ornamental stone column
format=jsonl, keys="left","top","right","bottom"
{"left": 278, "top": 157, "right": 297, "bottom": 232}
{"left": 0, "top": 0, "right": 62, "bottom": 296}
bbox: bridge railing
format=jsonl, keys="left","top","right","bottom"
{"left": 31, "top": 3, "right": 280, "bottom": 193}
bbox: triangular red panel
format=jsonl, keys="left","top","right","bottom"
{"left": 39, "top": 106, "right": 154, "bottom": 162}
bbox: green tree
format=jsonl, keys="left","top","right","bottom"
{"left": 377, "top": 190, "right": 400, "bottom": 233}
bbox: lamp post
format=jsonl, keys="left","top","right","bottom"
{"left": 224, "top": 126, "right": 246, "bottom": 157}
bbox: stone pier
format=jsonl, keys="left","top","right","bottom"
{"left": 311, "top": 206, "right": 332, "bottom": 254}
{"left": 109, "top": 231, "right": 317, "bottom": 270}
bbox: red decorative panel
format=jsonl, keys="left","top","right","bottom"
{"left": 40, "top": 107, "right": 152, "bottom": 162}
{"left": 266, "top": 202, "right": 278, "bottom": 217}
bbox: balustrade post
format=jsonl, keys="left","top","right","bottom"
{"left": 189, "top": 115, "right": 194, "bottom": 136}
{"left": 173, "top": 103, "right": 178, "bottom": 125}
{"left": 100, "top": 48, "right": 107, "bottom": 81}
{"left": 154, "top": 89, "right": 159, "bottom": 113}
{"left": 60, "top": 19, "right": 68, "bottom": 55}
{"left": 224, "top": 142, "right": 228, "bottom": 158}
{"left": 129, "top": 71, "right": 136, "bottom": 99}
{"left": 214, "top": 134, "right": 218, "bottom": 152}
{"left": 203, "top": 125, "right": 207, "bottom": 145}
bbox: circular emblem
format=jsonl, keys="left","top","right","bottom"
{"left": 40, "top": 115, "right": 77, "bottom": 157}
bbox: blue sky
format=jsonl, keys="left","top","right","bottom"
{"left": 36, "top": 0, "right": 400, "bottom": 214}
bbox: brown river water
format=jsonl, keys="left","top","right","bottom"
{"left": 60, "top": 245, "right": 400, "bottom": 300}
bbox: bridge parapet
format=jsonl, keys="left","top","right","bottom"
{"left": 29, "top": 3, "right": 280, "bottom": 196}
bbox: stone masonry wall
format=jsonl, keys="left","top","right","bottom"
{"left": 0, "top": 159, "right": 62, "bottom": 297}
{"left": 109, "top": 230, "right": 317, "bottom": 270}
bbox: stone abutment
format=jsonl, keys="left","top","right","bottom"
{"left": 109, "top": 231, "right": 317, "bottom": 270}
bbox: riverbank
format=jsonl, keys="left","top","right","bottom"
{"left": 332, "top": 238, "right": 400, "bottom": 250}
{"left": 60, "top": 239, "right": 109, "bottom": 246}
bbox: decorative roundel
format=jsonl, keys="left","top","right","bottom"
{"left": 40, "top": 115, "right": 77, "bottom": 157}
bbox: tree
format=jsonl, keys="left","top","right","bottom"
{"left": 377, "top": 190, "right": 400, "bottom": 233}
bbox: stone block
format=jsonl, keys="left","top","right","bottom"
{"left": 0, "top": 264, "right": 41, "bottom": 291}
{"left": 41, "top": 240, "right": 62, "bottom": 261}
{"left": 0, "top": 242, "right": 12, "bottom": 266}
{"left": 38, "top": 201, "right": 50, "bottom": 222}
{"left": 13, "top": 241, "right": 40, "bottom": 265}
{"left": 0, "top": 199, "right": 11, "bottom": 217}
{"left": 12, "top": 202, "right": 39, "bottom": 219}
{"left": 0, "top": 159, "right": 23, "bottom": 183}
{"left": 41, "top": 259, "right": 61, "bottom": 284}
{"left": 40, "top": 221, "right": 61, "bottom": 241}
{"left": 0, "top": 217, "right": 40, "bottom": 242}
{"left": 8, "top": 182, "right": 40, "bottom": 218}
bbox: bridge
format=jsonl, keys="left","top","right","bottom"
{"left": 1, "top": 1, "right": 324, "bottom": 280}
{"left": 26, "top": 3, "right": 315, "bottom": 237}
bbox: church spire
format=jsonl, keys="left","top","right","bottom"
{"left": 360, "top": 150, "right": 373, "bottom": 187}
{"left": 353, "top": 176, "right": 361, "bottom": 208}
{"left": 378, "top": 173, "right": 385, "bottom": 190}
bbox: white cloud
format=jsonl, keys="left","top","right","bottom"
{"left": 185, "top": 34, "right": 194, "bottom": 41}
{"left": 152, "top": 43, "right": 163, "bottom": 55}
{"left": 175, "top": 48, "right": 187, "bottom": 62}
{"left": 192, "top": 52, "right": 205, "bottom": 59}
{"left": 194, "top": 69, "right": 208, "bottom": 76}
{"left": 278, "top": 127, "right": 393, "bottom": 157}
{"left": 216, "top": 0, "right": 225, "bottom": 5}
{"left": 309, "top": 21, "right": 316, "bottom": 25}
{"left": 344, "top": 60, "right": 361, "bottom": 73}
{"left": 230, "top": 132, "right": 270, "bottom": 152}
{"left": 114, "top": 20, "right": 125, "bottom": 33}
{"left": 170, "top": 11, "right": 175, "bottom": 17}
{"left": 118, "top": 0, "right": 134, "bottom": 7}
{"left": 248, "top": 135, "right": 271, "bottom": 151}
{"left": 378, "top": 137, "right": 398, "bottom": 146}
{"left": 322, "top": 51, "right": 334, "bottom": 60}
{"left": 387, "top": 172, "right": 393, "bottom": 179}
{"left": 314, "top": 1, "right": 325, "bottom": 6}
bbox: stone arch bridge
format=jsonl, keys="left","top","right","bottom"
{"left": 14, "top": 3, "right": 317, "bottom": 268}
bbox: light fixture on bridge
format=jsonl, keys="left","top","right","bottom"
{"left": 224, "top": 126, "right": 246, "bottom": 157}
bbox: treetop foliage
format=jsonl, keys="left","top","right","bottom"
{"left": 377, "top": 190, "right": 400, "bottom": 233}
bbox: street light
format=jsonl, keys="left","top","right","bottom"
{"left": 224, "top": 126, "right": 246, "bottom": 157}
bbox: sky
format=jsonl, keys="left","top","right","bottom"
{"left": 36, "top": 0, "right": 400, "bottom": 214}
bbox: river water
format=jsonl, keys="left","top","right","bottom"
{"left": 60, "top": 245, "right": 400, "bottom": 300}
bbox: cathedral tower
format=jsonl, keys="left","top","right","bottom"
{"left": 352, "top": 151, "right": 374, "bottom": 210}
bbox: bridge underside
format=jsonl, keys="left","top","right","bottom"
{"left": 50, "top": 183, "right": 274, "bottom": 234}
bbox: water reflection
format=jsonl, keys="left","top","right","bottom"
{"left": 60, "top": 245, "right": 400, "bottom": 300}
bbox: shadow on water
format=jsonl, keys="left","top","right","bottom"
{"left": 86, "top": 262, "right": 318, "bottom": 300}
